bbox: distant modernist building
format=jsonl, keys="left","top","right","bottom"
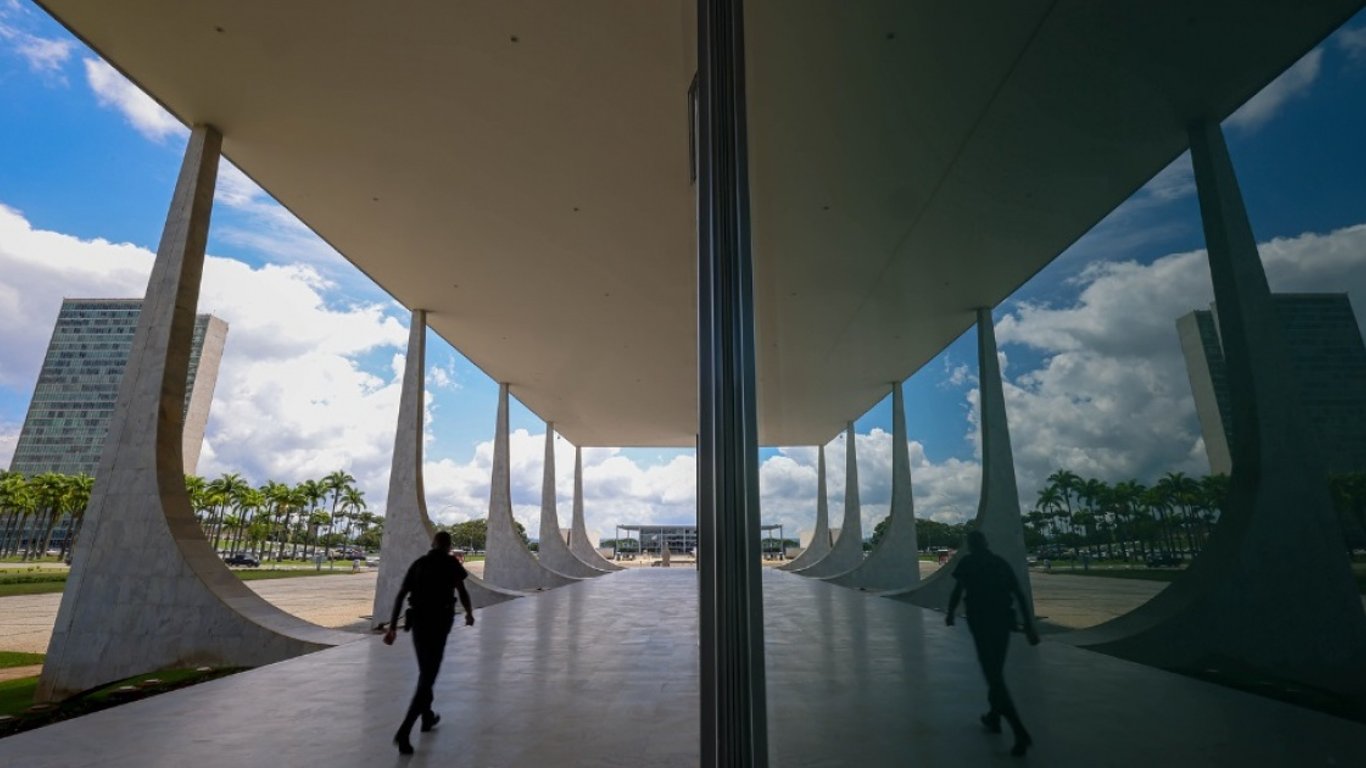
{"left": 1178, "top": 293, "right": 1366, "bottom": 475}
{"left": 8, "top": 299, "right": 228, "bottom": 476}
{"left": 614, "top": 523, "right": 785, "bottom": 557}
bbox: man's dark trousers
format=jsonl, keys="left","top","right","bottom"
{"left": 968, "top": 614, "right": 1024, "bottom": 736}
{"left": 398, "top": 613, "right": 454, "bottom": 738}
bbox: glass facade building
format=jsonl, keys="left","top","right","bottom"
{"left": 1178, "top": 293, "right": 1366, "bottom": 475}
{"left": 8, "top": 299, "right": 228, "bottom": 476}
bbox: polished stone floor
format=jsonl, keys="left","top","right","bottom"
{"left": 1, "top": 568, "right": 1363, "bottom": 767}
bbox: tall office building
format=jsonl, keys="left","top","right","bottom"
{"left": 9, "top": 299, "right": 228, "bottom": 476}
{"left": 1178, "top": 293, "right": 1366, "bottom": 475}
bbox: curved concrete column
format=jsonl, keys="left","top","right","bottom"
{"left": 825, "top": 382, "right": 921, "bottom": 590}
{"left": 372, "top": 311, "right": 522, "bottom": 627}
{"left": 1063, "top": 123, "right": 1366, "bottom": 704}
{"left": 777, "top": 446, "right": 832, "bottom": 571}
{"left": 885, "top": 308, "right": 1030, "bottom": 611}
{"left": 568, "top": 446, "right": 624, "bottom": 571}
{"left": 482, "top": 384, "right": 582, "bottom": 591}
{"left": 793, "top": 425, "right": 864, "bottom": 578}
{"left": 38, "top": 126, "right": 357, "bottom": 702}
{"left": 535, "top": 424, "right": 610, "bottom": 577}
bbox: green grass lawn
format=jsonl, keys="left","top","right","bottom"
{"left": 0, "top": 676, "right": 39, "bottom": 718}
{"left": 0, "top": 652, "right": 44, "bottom": 670}
{"left": 0, "top": 556, "right": 65, "bottom": 565}
{"left": 0, "top": 572, "right": 70, "bottom": 598}
{"left": 0, "top": 666, "right": 246, "bottom": 735}
{"left": 0, "top": 565, "right": 359, "bottom": 597}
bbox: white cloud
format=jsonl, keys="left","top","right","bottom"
{"left": 83, "top": 57, "right": 185, "bottom": 142}
{"left": 0, "top": 420, "right": 18, "bottom": 468}
{"left": 0, "top": 22, "right": 72, "bottom": 74}
{"left": 79, "top": 58, "right": 357, "bottom": 274}
{"left": 428, "top": 357, "right": 458, "bottom": 390}
{"left": 422, "top": 431, "right": 696, "bottom": 543}
{"left": 0, "top": 202, "right": 409, "bottom": 494}
{"left": 211, "top": 162, "right": 354, "bottom": 271}
{"left": 1227, "top": 48, "right": 1323, "bottom": 131}
{"left": 0, "top": 1, "right": 73, "bottom": 77}
{"left": 995, "top": 222, "right": 1366, "bottom": 506}
{"left": 1336, "top": 25, "right": 1366, "bottom": 63}
{"left": 756, "top": 432, "right": 985, "bottom": 541}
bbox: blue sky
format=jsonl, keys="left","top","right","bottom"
{"left": 3, "top": 1, "right": 1366, "bottom": 541}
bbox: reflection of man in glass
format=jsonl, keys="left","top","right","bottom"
{"left": 946, "top": 530, "right": 1038, "bottom": 757}
{"left": 384, "top": 531, "right": 475, "bottom": 755}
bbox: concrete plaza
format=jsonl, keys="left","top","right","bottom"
{"left": 0, "top": 572, "right": 377, "bottom": 655}
{"left": 0, "top": 564, "right": 1166, "bottom": 657}
{"left": 2, "top": 568, "right": 1363, "bottom": 767}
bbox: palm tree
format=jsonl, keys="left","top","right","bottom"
{"left": 0, "top": 473, "right": 33, "bottom": 557}
{"left": 206, "top": 473, "right": 250, "bottom": 552}
{"left": 1076, "top": 475, "right": 1109, "bottom": 552}
{"left": 1034, "top": 485, "right": 1064, "bottom": 545}
{"left": 1156, "top": 472, "right": 1201, "bottom": 556}
{"left": 1110, "top": 480, "right": 1145, "bottom": 559}
{"left": 230, "top": 486, "right": 266, "bottom": 557}
{"left": 261, "top": 481, "right": 293, "bottom": 562}
{"left": 1046, "top": 469, "right": 1082, "bottom": 558}
{"left": 288, "top": 478, "right": 319, "bottom": 554}
{"left": 340, "top": 487, "right": 367, "bottom": 549}
{"left": 28, "top": 472, "right": 68, "bottom": 560}
{"left": 323, "top": 470, "right": 357, "bottom": 557}
{"left": 185, "top": 475, "right": 209, "bottom": 527}
{"left": 60, "top": 474, "right": 94, "bottom": 560}
{"left": 1142, "top": 484, "right": 1177, "bottom": 557}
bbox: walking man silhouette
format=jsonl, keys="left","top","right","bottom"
{"left": 946, "top": 530, "right": 1038, "bottom": 757}
{"left": 384, "top": 531, "right": 475, "bottom": 755}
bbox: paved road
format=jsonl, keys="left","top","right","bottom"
{"left": 0, "top": 571, "right": 378, "bottom": 654}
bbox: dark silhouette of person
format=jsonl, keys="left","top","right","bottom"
{"left": 946, "top": 530, "right": 1039, "bottom": 757}
{"left": 384, "top": 531, "right": 475, "bottom": 755}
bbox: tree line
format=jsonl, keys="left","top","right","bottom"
{"left": 1027, "top": 468, "right": 1366, "bottom": 560}
{"left": 435, "top": 518, "right": 528, "bottom": 551}
{"left": 860, "top": 467, "right": 1366, "bottom": 560}
{"left": 0, "top": 468, "right": 380, "bottom": 563}
{"left": 0, "top": 470, "right": 94, "bottom": 560}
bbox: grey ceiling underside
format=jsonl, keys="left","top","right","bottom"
{"left": 40, "top": 0, "right": 1365, "bottom": 446}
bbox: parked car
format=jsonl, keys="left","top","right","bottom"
{"left": 1145, "top": 552, "right": 1182, "bottom": 568}
{"left": 224, "top": 553, "right": 260, "bottom": 567}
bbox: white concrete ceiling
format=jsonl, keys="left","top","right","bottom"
{"left": 39, "top": 0, "right": 1364, "bottom": 446}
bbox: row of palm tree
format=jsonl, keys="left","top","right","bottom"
{"left": 1030, "top": 468, "right": 1366, "bottom": 560}
{"left": 0, "top": 471, "right": 95, "bottom": 560}
{"left": 185, "top": 470, "right": 378, "bottom": 562}
{"left": 1026, "top": 469, "right": 1230, "bottom": 561}
{"left": 0, "top": 468, "right": 379, "bottom": 564}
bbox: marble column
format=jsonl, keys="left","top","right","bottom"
{"left": 777, "top": 446, "right": 831, "bottom": 571}
{"left": 794, "top": 425, "right": 864, "bottom": 578}
{"left": 371, "top": 310, "right": 522, "bottom": 627}
{"left": 826, "top": 382, "right": 921, "bottom": 590}
{"left": 568, "top": 446, "right": 624, "bottom": 571}
{"left": 482, "top": 384, "right": 581, "bottom": 591}
{"left": 534, "top": 424, "right": 609, "bottom": 577}
{"left": 1066, "top": 122, "right": 1366, "bottom": 704}
{"left": 887, "top": 308, "right": 1030, "bottom": 611}
{"left": 38, "top": 126, "right": 356, "bottom": 702}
